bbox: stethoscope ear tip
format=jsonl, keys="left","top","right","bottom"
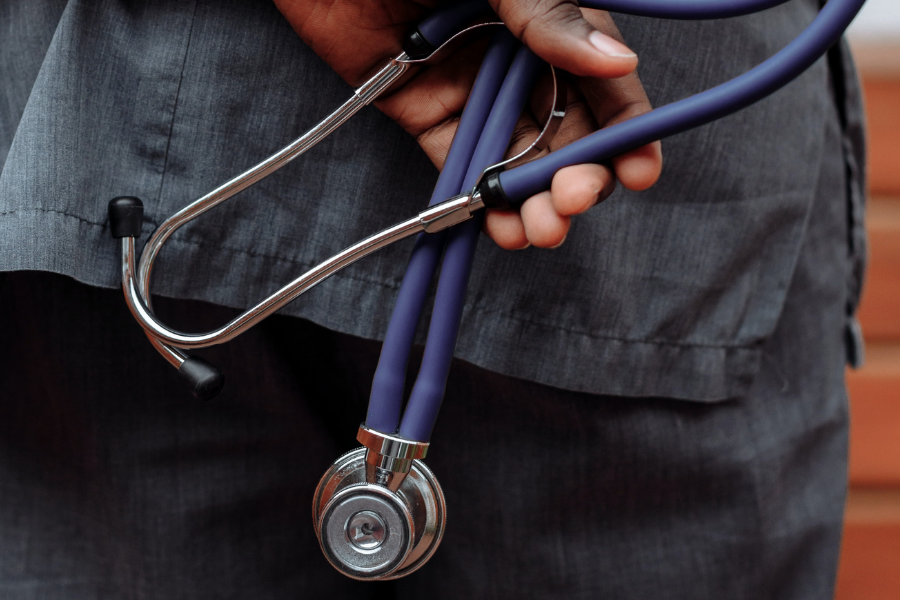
{"left": 178, "top": 355, "right": 225, "bottom": 400}
{"left": 108, "top": 197, "right": 144, "bottom": 239}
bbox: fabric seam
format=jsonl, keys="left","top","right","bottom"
{"left": 1, "top": 207, "right": 762, "bottom": 352}
{"left": 155, "top": 2, "right": 199, "bottom": 208}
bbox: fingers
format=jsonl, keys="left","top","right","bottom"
{"left": 394, "top": 7, "right": 661, "bottom": 251}
{"left": 520, "top": 16, "right": 662, "bottom": 194}
{"left": 490, "top": 0, "right": 637, "bottom": 78}
{"left": 612, "top": 140, "right": 663, "bottom": 191}
{"left": 574, "top": 76, "right": 663, "bottom": 191}
{"left": 520, "top": 191, "right": 571, "bottom": 248}
{"left": 483, "top": 88, "right": 615, "bottom": 250}
{"left": 551, "top": 163, "right": 616, "bottom": 215}
{"left": 591, "top": 75, "right": 663, "bottom": 190}
{"left": 484, "top": 193, "right": 574, "bottom": 251}
{"left": 374, "top": 42, "right": 486, "bottom": 169}
{"left": 274, "top": 0, "right": 425, "bottom": 83}
{"left": 484, "top": 209, "right": 529, "bottom": 250}
{"left": 484, "top": 164, "right": 612, "bottom": 250}
{"left": 574, "top": 9, "right": 663, "bottom": 191}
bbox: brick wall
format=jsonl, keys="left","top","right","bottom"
{"left": 834, "top": 44, "right": 900, "bottom": 600}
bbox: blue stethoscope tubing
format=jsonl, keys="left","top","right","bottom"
{"left": 414, "top": 0, "right": 798, "bottom": 49}
{"left": 366, "top": 0, "right": 867, "bottom": 443}
{"left": 402, "top": 43, "right": 545, "bottom": 442}
{"left": 493, "top": 0, "right": 867, "bottom": 204}
{"left": 367, "top": 31, "right": 522, "bottom": 434}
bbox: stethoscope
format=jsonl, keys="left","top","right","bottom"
{"left": 106, "top": 0, "right": 866, "bottom": 580}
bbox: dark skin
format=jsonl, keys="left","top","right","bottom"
{"left": 272, "top": 0, "right": 663, "bottom": 249}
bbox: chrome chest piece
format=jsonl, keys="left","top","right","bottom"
{"left": 312, "top": 426, "right": 446, "bottom": 580}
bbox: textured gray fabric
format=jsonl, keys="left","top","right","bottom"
{"left": 0, "top": 0, "right": 865, "bottom": 402}
{"left": 0, "top": 101, "right": 850, "bottom": 595}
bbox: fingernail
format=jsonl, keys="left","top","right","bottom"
{"left": 549, "top": 235, "right": 568, "bottom": 250}
{"left": 588, "top": 31, "right": 637, "bottom": 59}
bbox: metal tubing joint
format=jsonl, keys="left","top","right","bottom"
{"left": 357, "top": 425, "right": 429, "bottom": 492}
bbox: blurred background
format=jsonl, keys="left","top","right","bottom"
{"left": 837, "top": 1, "right": 900, "bottom": 598}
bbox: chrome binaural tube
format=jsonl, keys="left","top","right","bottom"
{"left": 135, "top": 57, "right": 412, "bottom": 313}
{"left": 120, "top": 194, "right": 481, "bottom": 350}
{"left": 130, "top": 21, "right": 504, "bottom": 369}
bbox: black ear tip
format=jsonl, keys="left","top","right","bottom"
{"left": 179, "top": 356, "right": 225, "bottom": 401}
{"left": 108, "top": 196, "right": 144, "bottom": 239}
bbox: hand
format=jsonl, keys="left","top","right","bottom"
{"left": 272, "top": 0, "right": 662, "bottom": 249}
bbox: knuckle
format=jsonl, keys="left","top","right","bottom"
{"left": 616, "top": 98, "right": 654, "bottom": 122}
{"left": 508, "top": 125, "right": 540, "bottom": 154}
{"left": 563, "top": 97, "right": 592, "bottom": 119}
{"left": 497, "top": 0, "right": 583, "bottom": 43}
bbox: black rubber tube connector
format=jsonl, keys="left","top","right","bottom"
{"left": 477, "top": 172, "right": 513, "bottom": 210}
{"left": 178, "top": 356, "right": 225, "bottom": 401}
{"left": 108, "top": 197, "right": 144, "bottom": 239}
{"left": 402, "top": 28, "right": 435, "bottom": 60}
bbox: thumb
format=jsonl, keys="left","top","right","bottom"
{"left": 489, "top": 1, "right": 637, "bottom": 78}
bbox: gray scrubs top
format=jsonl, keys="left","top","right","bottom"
{"left": 0, "top": 0, "right": 866, "bottom": 401}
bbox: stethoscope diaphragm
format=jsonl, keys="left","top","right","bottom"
{"left": 313, "top": 446, "right": 446, "bottom": 580}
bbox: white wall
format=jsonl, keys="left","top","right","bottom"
{"left": 848, "top": 0, "right": 900, "bottom": 43}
